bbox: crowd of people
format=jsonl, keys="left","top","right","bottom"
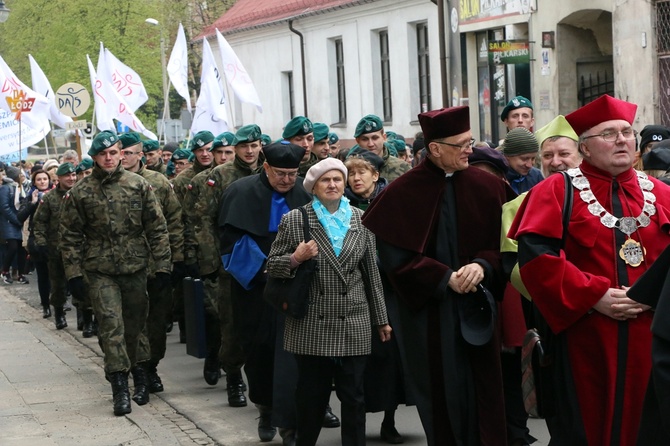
{"left": 5, "top": 93, "right": 670, "bottom": 445}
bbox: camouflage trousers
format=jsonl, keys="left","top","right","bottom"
{"left": 47, "top": 253, "right": 68, "bottom": 308}
{"left": 204, "top": 267, "right": 245, "bottom": 373}
{"left": 86, "top": 270, "right": 149, "bottom": 374}
{"left": 136, "top": 274, "right": 172, "bottom": 365}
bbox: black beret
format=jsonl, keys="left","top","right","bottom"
{"left": 263, "top": 141, "right": 305, "bottom": 168}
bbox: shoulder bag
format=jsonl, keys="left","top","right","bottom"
{"left": 263, "top": 206, "right": 317, "bottom": 319}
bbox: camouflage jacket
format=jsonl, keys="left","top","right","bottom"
{"left": 380, "top": 146, "right": 410, "bottom": 183}
{"left": 135, "top": 163, "right": 184, "bottom": 263}
{"left": 171, "top": 160, "right": 211, "bottom": 204}
{"left": 59, "top": 163, "right": 171, "bottom": 279}
{"left": 297, "top": 152, "right": 319, "bottom": 177}
{"left": 147, "top": 160, "right": 168, "bottom": 177}
{"left": 33, "top": 187, "right": 68, "bottom": 250}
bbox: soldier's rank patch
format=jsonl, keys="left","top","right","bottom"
{"left": 130, "top": 199, "right": 142, "bottom": 210}
{"left": 207, "top": 179, "right": 216, "bottom": 187}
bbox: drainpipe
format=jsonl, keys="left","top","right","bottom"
{"left": 288, "top": 20, "right": 308, "bottom": 116}
{"left": 437, "top": 0, "right": 449, "bottom": 107}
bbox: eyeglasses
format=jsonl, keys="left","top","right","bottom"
{"left": 582, "top": 129, "right": 638, "bottom": 142}
{"left": 434, "top": 138, "right": 476, "bottom": 151}
{"left": 271, "top": 168, "right": 298, "bottom": 179}
{"left": 174, "top": 161, "right": 190, "bottom": 167}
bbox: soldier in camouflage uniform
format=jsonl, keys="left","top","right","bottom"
{"left": 183, "top": 131, "right": 233, "bottom": 387}
{"left": 171, "top": 132, "right": 214, "bottom": 342}
{"left": 33, "top": 163, "right": 79, "bottom": 331}
{"left": 119, "top": 132, "right": 185, "bottom": 404}
{"left": 198, "top": 124, "right": 264, "bottom": 407}
{"left": 312, "top": 123, "right": 331, "bottom": 160}
{"left": 143, "top": 139, "right": 168, "bottom": 176}
{"left": 283, "top": 116, "right": 318, "bottom": 177}
{"left": 75, "top": 158, "right": 94, "bottom": 181}
{"left": 171, "top": 148, "right": 192, "bottom": 178}
{"left": 354, "top": 114, "right": 410, "bottom": 183}
{"left": 59, "top": 130, "right": 171, "bottom": 417}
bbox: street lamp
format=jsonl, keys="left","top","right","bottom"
{"left": 145, "top": 18, "right": 169, "bottom": 143}
{"left": 0, "top": 1, "right": 10, "bottom": 23}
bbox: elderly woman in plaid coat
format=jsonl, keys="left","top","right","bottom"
{"left": 267, "top": 158, "right": 392, "bottom": 446}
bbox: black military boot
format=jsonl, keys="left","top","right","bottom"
{"left": 256, "top": 405, "right": 277, "bottom": 442}
{"left": 54, "top": 307, "right": 67, "bottom": 330}
{"left": 76, "top": 307, "right": 84, "bottom": 330}
{"left": 203, "top": 349, "right": 221, "bottom": 385}
{"left": 145, "top": 361, "right": 164, "bottom": 393}
{"left": 109, "top": 371, "right": 132, "bottom": 416}
{"left": 82, "top": 309, "right": 95, "bottom": 338}
{"left": 42, "top": 305, "right": 51, "bottom": 318}
{"left": 130, "top": 365, "right": 150, "bottom": 405}
{"left": 226, "top": 371, "right": 247, "bottom": 407}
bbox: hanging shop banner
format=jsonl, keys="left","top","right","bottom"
{"left": 488, "top": 40, "right": 530, "bottom": 65}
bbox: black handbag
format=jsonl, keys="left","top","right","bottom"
{"left": 522, "top": 171, "right": 572, "bottom": 418}
{"left": 264, "top": 206, "right": 317, "bottom": 319}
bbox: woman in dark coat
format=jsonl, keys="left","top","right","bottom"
{"left": 17, "top": 169, "right": 53, "bottom": 317}
{"left": 267, "top": 158, "right": 392, "bottom": 446}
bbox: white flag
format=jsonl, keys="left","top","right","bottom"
{"left": 104, "top": 48, "right": 148, "bottom": 112}
{"left": 28, "top": 54, "right": 75, "bottom": 130}
{"left": 167, "top": 23, "right": 192, "bottom": 113}
{"left": 96, "top": 43, "right": 157, "bottom": 139}
{"left": 215, "top": 29, "right": 262, "bottom": 112}
{"left": 87, "top": 53, "right": 115, "bottom": 132}
{"left": 191, "top": 38, "right": 228, "bottom": 135}
{"left": 0, "top": 55, "right": 51, "bottom": 133}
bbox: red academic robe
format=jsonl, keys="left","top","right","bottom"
{"left": 510, "top": 161, "right": 670, "bottom": 445}
{"left": 363, "top": 159, "right": 515, "bottom": 446}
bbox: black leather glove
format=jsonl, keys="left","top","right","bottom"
{"left": 68, "top": 277, "right": 86, "bottom": 303}
{"left": 185, "top": 262, "right": 200, "bottom": 279}
{"left": 171, "top": 261, "right": 186, "bottom": 286}
{"left": 154, "top": 272, "right": 172, "bottom": 291}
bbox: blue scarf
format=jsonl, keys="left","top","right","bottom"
{"left": 312, "top": 196, "right": 352, "bottom": 257}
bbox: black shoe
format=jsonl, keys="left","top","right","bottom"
{"left": 147, "top": 370, "right": 164, "bottom": 393}
{"left": 203, "top": 354, "right": 221, "bottom": 385}
{"left": 323, "top": 404, "right": 340, "bottom": 428}
{"left": 130, "top": 365, "right": 150, "bottom": 406}
{"left": 110, "top": 371, "right": 132, "bottom": 416}
{"left": 380, "top": 423, "right": 404, "bottom": 444}
{"left": 257, "top": 406, "right": 277, "bottom": 442}
{"left": 226, "top": 372, "right": 247, "bottom": 407}
{"left": 54, "top": 307, "right": 67, "bottom": 330}
{"left": 42, "top": 306, "right": 51, "bottom": 318}
{"left": 166, "top": 321, "right": 173, "bottom": 333}
{"left": 82, "top": 309, "right": 94, "bottom": 338}
{"left": 279, "top": 428, "right": 296, "bottom": 446}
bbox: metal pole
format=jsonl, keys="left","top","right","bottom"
{"left": 438, "top": 0, "right": 449, "bottom": 107}
{"left": 160, "top": 29, "right": 169, "bottom": 144}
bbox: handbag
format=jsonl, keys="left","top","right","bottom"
{"left": 521, "top": 171, "right": 572, "bottom": 418}
{"left": 263, "top": 206, "right": 317, "bottom": 319}
{"left": 183, "top": 277, "right": 207, "bottom": 359}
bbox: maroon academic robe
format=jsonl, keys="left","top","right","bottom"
{"left": 363, "top": 158, "right": 515, "bottom": 446}
{"left": 510, "top": 161, "right": 670, "bottom": 445}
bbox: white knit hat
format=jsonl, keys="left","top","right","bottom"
{"left": 303, "top": 158, "right": 348, "bottom": 194}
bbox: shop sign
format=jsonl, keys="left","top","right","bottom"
{"left": 488, "top": 40, "right": 530, "bottom": 65}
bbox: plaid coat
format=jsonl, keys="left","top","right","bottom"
{"left": 267, "top": 204, "right": 388, "bottom": 357}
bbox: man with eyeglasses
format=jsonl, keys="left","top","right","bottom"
{"left": 354, "top": 114, "right": 410, "bottom": 183}
{"left": 509, "top": 94, "right": 670, "bottom": 444}
{"left": 118, "top": 132, "right": 185, "bottom": 404}
{"left": 219, "top": 141, "right": 311, "bottom": 444}
{"left": 501, "top": 127, "right": 544, "bottom": 194}
{"left": 363, "top": 106, "right": 515, "bottom": 445}
{"left": 171, "top": 149, "right": 192, "bottom": 177}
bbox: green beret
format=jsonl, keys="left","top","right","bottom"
{"left": 232, "top": 124, "right": 262, "bottom": 145}
{"left": 166, "top": 160, "right": 175, "bottom": 176}
{"left": 385, "top": 141, "right": 398, "bottom": 157}
{"left": 56, "top": 162, "right": 76, "bottom": 176}
{"left": 313, "top": 123, "right": 330, "bottom": 142}
{"left": 118, "top": 132, "right": 142, "bottom": 149}
{"left": 386, "top": 131, "right": 398, "bottom": 141}
{"left": 282, "top": 116, "right": 313, "bottom": 139}
{"left": 211, "top": 132, "right": 235, "bottom": 150}
{"left": 143, "top": 140, "right": 160, "bottom": 152}
{"left": 501, "top": 96, "right": 533, "bottom": 121}
{"left": 188, "top": 151, "right": 195, "bottom": 162}
{"left": 192, "top": 131, "right": 215, "bottom": 149}
{"left": 75, "top": 158, "right": 94, "bottom": 173}
{"left": 328, "top": 133, "right": 339, "bottom": 145}
{"left": 261, "top": 134, "right": 272, "bottom": 146}
{"left": 171, "top": 149, "right": 191, "bottom": 161}
{"left": 354, "top": 114, "right": 383, "bottom": 137}
{"left": 391, "top": 139, "right": 407, "bottom": 156}
{"left": 89, "top": 130, "right": 119, "bottom": 156}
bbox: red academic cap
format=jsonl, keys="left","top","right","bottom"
{"left": 565, "top": 94, "right": 637, "bottom": 136}
{"left": 418, "top": 106, "right": 470, "bottom": 142}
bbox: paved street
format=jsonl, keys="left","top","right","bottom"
{"left": 0, "top": 276, "right": 550, "bottom": 445}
